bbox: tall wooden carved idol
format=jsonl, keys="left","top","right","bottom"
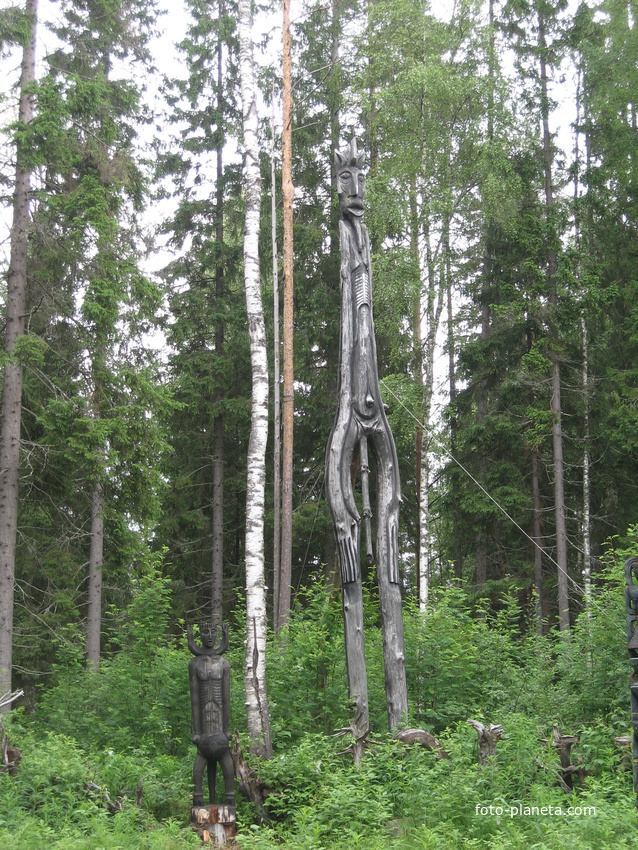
{"left": 326, "top": 138, "right": 408, "bottom": 756}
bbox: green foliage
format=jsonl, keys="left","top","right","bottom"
{"left": 1, "top": 570, "right": 635, "bottom": 848}
{"left": 238, "top": 716, "right": 636, "bottom": 849}
{"left": 267, "top": 586, "right": 349, "bottom": 742}
{"left": 36, "top": 562, "right": 190, "bottom": 757}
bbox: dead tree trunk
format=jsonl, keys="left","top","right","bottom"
{"left": 0, "top": 0, "right": 37, "bottom": 703}
{"left": 278, "top": 0, "right": 294, "bottom": 634}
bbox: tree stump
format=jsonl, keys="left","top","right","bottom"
{"left": 467, "top": 719, "right": 507, "bottom": 766}
{"left": 550, "top": 724, "right": 585, "bottom": 791}
{"left": 230, "top": 730, "right": 269, "bottom": 820}
{"left": 0, "top": 715, "right": 21, "bottom": 776}
{"left": 191, "top": 804, "right": 237, "bottom": 846}
{"left": 614, "top": 735, "right": 632, "bottom": 772}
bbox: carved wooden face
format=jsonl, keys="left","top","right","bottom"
{"left": 337, "top": 166, "right": 365, "bottom": 218}
{"left": 200, "top": 622, "right": 216, "bottom": 648}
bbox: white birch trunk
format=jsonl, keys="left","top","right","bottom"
{"left": 418, "top": 212, "right": 444, "bottom": 611}
{"left": 418, "top": 441, "right": 430, "bottom": 612}
{"left": 238, "top": 0, "right": 272, "bottom": 758}
{"left": 0, "top": 0, "right": 37, "bottom": 703}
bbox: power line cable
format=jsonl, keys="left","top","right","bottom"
{"left": 380, "top": 378, "right": 625, "bottom": 632}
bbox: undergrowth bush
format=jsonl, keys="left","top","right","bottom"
{"left": 2, "top": 541, "right": 635, "bottom": 848}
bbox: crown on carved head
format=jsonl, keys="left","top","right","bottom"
{"left": 335, "top": 136, "right": 366, "bottom": 170}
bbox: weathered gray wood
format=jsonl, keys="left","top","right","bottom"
{"left": 326, "top": 138, "right": 408, "bottom": 746}
{"left": 395, "top": 728, "right": 449, "bottom": 760}
{"left": 0, "top": 0, "right": 37, "bottom": 704}
{"left": 467, "top": 719, "right": 507, "bottom": 766}
{"left": 551, "top": 724, "right": 585, "bottom": 791}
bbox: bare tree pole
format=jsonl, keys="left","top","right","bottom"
{"left": 0, "top": 0, "right": 37, "bottom": 703}
{"left": 211, "top": 0, "right": 226, "bottom": 626}
{"left": 581, "top": 314, "right": 592, "bottom": 614}
{"left": 531, "top": 448, "right": 546, "bottom": 632}
{"left": 238, "top": 0, "right": 272, "bottom": 757}
{"left": 572, "top": 73, "right": 592, "bottom": 619}
{"left": 271, "top": 102, "right": 282, "bottom": 632}
{"left": 277, "top": 0, "right": 294, "bottom": 634}
{"left": 539, "top": 8, "right": 569, "bottom": 631}
{"left": 86, "top": 479, "right": 104, "bottom": 666}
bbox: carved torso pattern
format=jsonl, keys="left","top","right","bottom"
{"left": 344, "top": 221, "right": 382, "bottom": 430}
{"left": 193, "top": 655, "right": 227, "bottom": 734}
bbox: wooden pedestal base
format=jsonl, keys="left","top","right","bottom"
{"left": 191, "top": 805, "right": 237, "bottom": 845}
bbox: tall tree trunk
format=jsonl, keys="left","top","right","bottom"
{"left": 238, "top": 0, "right": 272, "bottom": 757}
{"left": 475, "top": 0, "right": 495, "bottom": 595}
{"left": 322, "top": 0, "right": 341, "bottom": 589}
{"left": 444, "top": 217, "right": 462, "bottom": 583}
{"left": 271, "top": 106, "right": 282, "bottom": 629}
{"left": 86, "top": 481, "right": 104, "bottom": 666}
{"left": 211, "top": 17, "right": 225, "bottom": 626}
{"left": 573, "top": 76, "right": 592, "bottom": 620}
{"left": 411, "top": 185, "right": 425, "bottom": 608}
{"left": 419, "top": 200, "right": 444, "bottom": 604}
{"left": 0, "top": 0, "right": 37, "bottom": 703}
{"left": 581, "top": 314, "right": 591, "bottom": 615}
{"left": 531, "top": 449, "right": 546, "bottom": 632}
{"left": 278, "top": 0, "right": 294, "bottom": 633}
{"left": 539, "top": 9, "right": 569, "bottom": 631}
{"left": 475, "top": 240, "right": 490, "bottom": 593}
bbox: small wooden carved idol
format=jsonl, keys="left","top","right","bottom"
{"left": 187, "top": 622, "right": 235, "bottom": 807}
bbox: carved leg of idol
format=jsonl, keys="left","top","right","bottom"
{"left": 193, "top": 751, "right": 207, "bottom": 807}
{"left": 207, "top": 759, "right": 217, "bottom": 807}
{"left": 341, "top": 577, "right": 369, "bottom": 763}
{"left": 220, "top": 749, "right": 236, "bottom": 806}
{"left": 191, "top": 755, "right": 237, "bottom": 846}
{"left": 326, "top": 417, "right": 371, "bottom": 757}
{"left": 373, "top": 431, "right": 408, "bottom": 729}
{"left": 629, "top": 668, "right": 638, "bottom": 809}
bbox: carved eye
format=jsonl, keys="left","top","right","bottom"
{"left": 340, "top": 170, "right": 352, "bottom": 181}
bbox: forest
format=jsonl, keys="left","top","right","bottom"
{"left": 0, "top": 0, "right": 638, "bottom": 846}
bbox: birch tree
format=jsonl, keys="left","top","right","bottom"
{"left": 238, "top": 0, "right": 272, "bottom": 757}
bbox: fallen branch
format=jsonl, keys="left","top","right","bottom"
{"left": 0, "top": 689, "right": 24, "bottom": 712}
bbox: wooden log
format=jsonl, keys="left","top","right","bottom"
{"left": 615, "top": 735, "right": 633, "bottom": 772}
{"left": 395, "top": 728, "right": 449, "bottom": 760}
